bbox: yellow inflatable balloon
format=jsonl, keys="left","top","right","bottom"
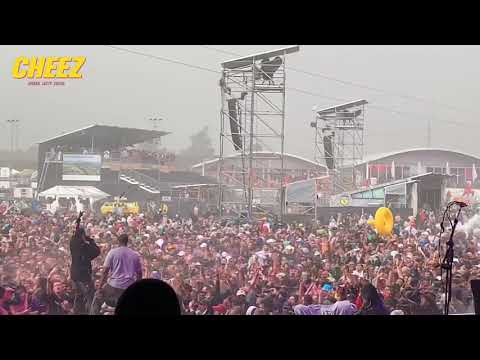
{"left": 367, "top": 207, "right": 394, "bottom": 237}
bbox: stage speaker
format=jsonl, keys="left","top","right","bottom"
{"left": 260, "top": 56, "right": 283, "bottom": 84}
{"left": 227, "top": 99, "right": 242, "bottom": 151}
{"left": 471, "top": 279, "right": 480, "bottom": 315}
{"left": 323, "top": 134, "right": 335, "bottom": 170}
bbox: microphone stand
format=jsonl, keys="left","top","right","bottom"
{"left": 440, "top": 203, "right": 463, "bottom": 315}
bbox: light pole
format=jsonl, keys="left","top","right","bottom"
{"left": 148, "top": 117, "right": 163, "bottom": 184}
{"left": 6, "top": 120, "right": 19, "bottom": 200}
{"left": 149, "top": 117, "right": 163, "bottom": 147}
{"left": 6, "top": 120, "right": 19, "bottom": 153}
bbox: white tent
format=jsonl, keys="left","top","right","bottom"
{"left": 39, "top": 186, "right": 110, "bottom": 201}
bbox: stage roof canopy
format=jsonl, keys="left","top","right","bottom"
{"left": 222, "top": 45, "right": 300, "bottom": 69}
{"left": 315, "top": 100, "right": 368, "bottom": 116}
{"left": 38, "top": 124, "right": 170, "bottom": 148}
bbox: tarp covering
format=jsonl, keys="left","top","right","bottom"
{"left": 16, "top": 169, "right": 35, "bottom": 177}
{"left": 39, "top": 186, "right": 110, "bottom": 201}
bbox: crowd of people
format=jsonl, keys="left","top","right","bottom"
{"left": 112, "top": 147, "right": 175, "bottom": 165}
{"left": 1, "top": 204, "right": 479, "bottom": 315}
{"left": 45, "top": 145, "right": 176, "bottom": 166}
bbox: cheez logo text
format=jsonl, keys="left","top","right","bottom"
{"left": 12, "top": 56, "right": 86, "bottom": 79}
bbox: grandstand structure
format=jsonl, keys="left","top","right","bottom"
{"left": 36, "top": 125, "right": 217, "bottom": 215}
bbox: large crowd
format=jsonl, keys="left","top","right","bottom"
{"left": 1, "top": 205, "right": 479, "bottom": 315}
{"left": 112, "top": 147, "right": 175, "bottom": 165}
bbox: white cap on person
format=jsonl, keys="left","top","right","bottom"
{"left": 236, "top": 289, "right": 247, "bottom": 296}
{"left": 246, "top": 306, "right": 257, "bottom": 315}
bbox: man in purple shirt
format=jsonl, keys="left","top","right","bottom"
{"left": 294, "top": 300, "right": 357, "bottom": 315}
{"left": 90, "top": 234, "right": 142, "bottom": 315}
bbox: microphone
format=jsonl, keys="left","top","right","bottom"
{"left": 453, "top": 201, "right": 468, "bottom": 208}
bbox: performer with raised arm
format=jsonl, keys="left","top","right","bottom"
{"left": 70, "top": 211, "right": 100, "bottom": 314}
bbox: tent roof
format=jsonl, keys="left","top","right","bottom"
{"left": 38, "top": 124, "right": 170, "bottom": 148}
{"left": 15, "top": 169, "right": 35, "bottom": 177}
{"left": 315, "top": 99, "right": 368, "bottom": 115}
{"left": 347, "top": 172, "right": 450, "bottom": 196}
{"left": 192, "top": 152, "right": 326, "bottom": 169}
{"left": 356, "top": 147, "right": 480, "bottom": 166}
{"left": 39, "top": 185, "right": 110, "bottom": 200}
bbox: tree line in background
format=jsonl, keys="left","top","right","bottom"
{"left": 0, "top": 146, "right": 38, "bottom": 170}
{"left": 174, "top": 126, "right": 215, "bottom": 171}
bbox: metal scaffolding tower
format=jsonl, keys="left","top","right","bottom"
{"left": 312, "top": 99, "right": 368, "bottom": 194}
{"left": 218, "top": 46, "right": 299, "bottom": 221}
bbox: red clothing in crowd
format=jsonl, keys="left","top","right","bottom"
{"left": 354, "top": 294, "right": 363, "bottom": 310}
{"left": 261, "top": 221, "right": 271, "bottom": 235}
{"left": 463, "top": 181, "right": 475, "bottom": 197}
{"left": 419, "top": 210, "right": 427, "bottom": 225}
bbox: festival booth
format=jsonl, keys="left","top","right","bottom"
{"left": 38, "top": 185, "right": 110, "bottom": 213}
{"left": 39, "top": 185, "right": 110, "bottom": 200}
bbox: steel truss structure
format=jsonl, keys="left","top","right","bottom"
{"left": 312, "top": 99, "right": 368, "bottom": 194}
{"left": 218, "top": 46, "right": 299, "bottom": 221}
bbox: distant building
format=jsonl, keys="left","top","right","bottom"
{"left": 192, "top": 151, "right": 328, "bottom": 188}
{"left": 334, "top": 148, "right": 480, "bottom": 213}
{"left": 352, "top": 148, "right": 480, "bottom": 189}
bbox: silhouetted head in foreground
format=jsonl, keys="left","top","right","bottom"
{"left": 115, "top": 279, "right": 181, "bottom": 316}
{"left": 359, "top": 282, "right": 388, "bottom": 315}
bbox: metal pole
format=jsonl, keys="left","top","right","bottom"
{"left": 248, "top": 60, "right": 255, "bottom": 219}
{"left": 427, "top": 117, "right": 431, "bottom": 148}
{"left": 11, "top": 122, "right": 14, "bottom": 153}
{"left": 280, "top": 53, "right": 286, "bottom": 223}
{"left": 15, "top": 121, "right": 20, "bottom": 152}
{"left": 6, "top": 120, "right": 13, "bottom": 153}
{"left": 13, "top": 121, "right": 16, "bottom": 152}
{"left": 218, "top": 71, "right": 226, "bottom": 217}
{"left": 149, "top": 117, "right": 163, "bottom": 182}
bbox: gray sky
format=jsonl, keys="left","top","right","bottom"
{"left": 1, "top": 45, "right": 479, "bottom": 160}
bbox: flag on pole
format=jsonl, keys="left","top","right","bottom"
{"left": 446, "top": 162, "right": 450, "bottom": 176}
{"left": 391, "top": 160, "right": 395, "bottom": 179}
{"left": 465, "top": 167, "right": 471, "bottom": 181}
{"left": 473, "top": 164, "right": 478, "bottom": 183}
{"left": 417, "top": 161, "right": 422, "bottom": 175}
{"left": 366, "top": 162, "right": 369, "bottom": 180}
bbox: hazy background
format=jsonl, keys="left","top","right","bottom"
{"left": 1, "top": 45, "right": 479, "bottom": 160}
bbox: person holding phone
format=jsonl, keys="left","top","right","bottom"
{"left": 70, "top": 226, "right": 100, "bottom": 314}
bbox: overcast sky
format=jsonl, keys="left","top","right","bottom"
{"left": 1, "top": 45, "right": 479, "bottom": 160}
